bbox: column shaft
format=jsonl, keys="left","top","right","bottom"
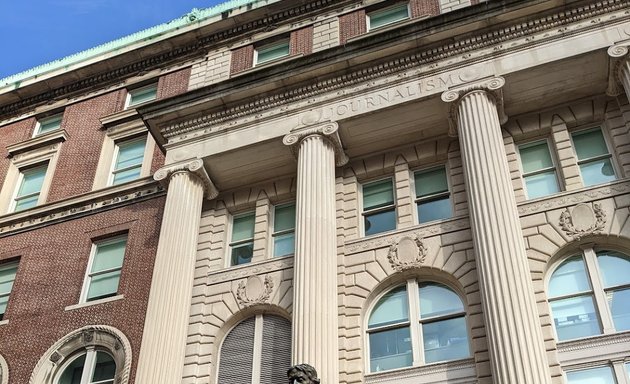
{"left": 135, "top": 171, "right": 205, "bottom": 383}
{"left": 457, "top": 91, "right": 551, "bottom": 384}
{"left": 292, "top": 134, "right": 339, "bottom": 383}
{"left": 621, "top": 58, "right": 630, "bottom": 101}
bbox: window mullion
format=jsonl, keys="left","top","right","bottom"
{"left": 82, "top": 348, "right": 97, "bottom": 384}
{"left": 407, "top": 279, "right": 422, "bottom": 365}
{"left": 583, "top": 247, "right": 615, "bottom": 333}
{"left": 612, "top": 361, "right": 630, "bottom": 384}
{"left": 251, "top": 314, "right": 264, "bottom": 384}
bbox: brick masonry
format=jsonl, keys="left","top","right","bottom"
{"left": 290, "top": 26, "right": 314, "bottom": 56}
{"left": 230, "top": 45, "right": 255, "bottom": 75}
{"left": 339, "top": 9, "right": 367, "bottom": 45}
{"left": 0, "top": 196, "right": 165, "bottom": 384}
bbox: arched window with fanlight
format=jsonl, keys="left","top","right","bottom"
{"left": 366, "top": 279, "right": 471, "bottom": 373}
{"left": 56, "top": 349, "right": 115, "bottom": 384}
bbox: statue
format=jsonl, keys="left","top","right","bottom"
{"left": 287, "top": 364, "right": 320, "bottom": 384}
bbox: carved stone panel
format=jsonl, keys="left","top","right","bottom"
{"left": 236, "top": 275, "right": 274, "bottom": 307}
{"left": 559, "top": 203, "right": 606, "bottom": 240}
{"left": 387, "top": 234, "right": 428, "bottom": 272}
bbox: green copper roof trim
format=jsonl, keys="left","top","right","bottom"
{"left": 0, "top": 0, "right": 276, "bottom": 87}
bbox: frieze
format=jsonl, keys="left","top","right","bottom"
{"left": 163, "top": 0, "right": 630, "bottom": 142}
{"left": 518, "top": 180, "right": 630, "bottom": 216}
{"left": 0, "top": 180, "right": 164, "bottom": 237}
{"left": 207, "top": 256, "right": 293, "bottom": 284}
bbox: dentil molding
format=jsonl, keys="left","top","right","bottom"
{"left": 154, "top": 158, "right": 219, "bottom": 199}
{"left": 283, "top": 121, "right": 349, "bottom": 166}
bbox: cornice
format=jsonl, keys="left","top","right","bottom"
{"left": 161, "top": 0, "right": 630, "bottom": 142}
{"left": 0, "top": 178, "right": 165, "bottom": 237}
{"left": 0, "top": 0, "right": 348, "bottom": 119}
{"left": 6, "top": 129, "right": 69, "bottom": 157}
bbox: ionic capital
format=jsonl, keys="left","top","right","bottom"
{"left": 283, "top": 121, "right": 349, "bottom": 166}
{"left": 441, "top": 76, "right": 507, "bottom": 136}
{"left": 607, "top": 43, "right": 630, "bottom": 96}
{"left": 154, "top": 158, "right": 219, "bottom": 199}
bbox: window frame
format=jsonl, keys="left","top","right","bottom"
{"left": 54, "top": 347, "right": 116, "bottom": 384}
{"left": 270, "top": 202, "right": 296, "bottom": 258}
{"left": 0, "top": 261, "right": 18, "bottom": 322}
{"left": 227, "top": 211, "right": 256, "bottom": 267}
{"left": 563, "top": 362, "right": 630, "bottom": 384}
{"left": 107, "top": 136, "right": 148, "bottom": 187}
{"left": 34, "top": 113, "right": 63, "bottom": 137}
{"left": 253, "top": 39, "right": 291, "bottom": 67}
{"left": 360, "top": 177, "right": 397, "bottom": 237}
{"left": 569, "top": 126, "right": 618, "bottom": 187}
{"left": 79, "top": 235, "right": 127, "bottom": 304}
{"left": 124, "top": 83, "right": 158, "bottom": 109}
{"left": 412, "top": 165, "right": 453, "bottom": 224}
{"left": 365, "top": 278, "right": 472, "bottom": 373}
{"left": 9, "top": 162, "right": 49, "bottom": 213}
{"left": 366, "top": 2, "right": 411, "bottom": 32}
{"left": 517, "top": 138, "right": 562, "bottom": 200}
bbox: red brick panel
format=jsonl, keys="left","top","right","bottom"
{"left": 230, "top": 45, "right": 255, "bottom": 75}
{"left": 157, "top": 67, "right": 192, "bottom": 99}
{"left": 0, "top": 197, "right": 164, "bottom": 384}
{"left": 290, "top": 26, "right": 314, "bottom": 56}
{"left": 410, "top": 0, "right": 441, "bottom": 18}
{"left": 150, "top": 146, "right": 165, "bottom": 174}
{"left": 0, "top": 117, "right": 37, "bottom": 189}
{"left": 339, "top": 9, "right": 367, "bottom": 44}
{"left": 471, "top": 0, "right": 480, "bottom": 4}
{"left": 46, "top": 90, "right": 125, "bottom": 203}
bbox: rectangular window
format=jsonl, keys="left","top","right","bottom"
{"left": 126, "top": 83, "right": 158, "bottom": 108}
{"left": 0, "top": 262, "right": 18, "bottom": 321}
{"left": 273, "top": 204, "right": 296, "bottom": 257}
{"left": 230, "top": 213, "right": 255, "bottom": 266}
{"left": 362, "top": 179, "right": 396, "bottom": 236}
{"left": 82, "top": 236, "right": 126, "bottom": 302}
{"left": 518, "top": 140, "right": 560, "bottom": 199}
{"left": 414, "top": 167, "right": 452, "bottom": 223}
{"left": 367, "top": 3, "right": 410, "bottom": 31}
{"left": 566, "top": 366, "right": 616, "bottom": 384}
{"left": 12, "top": 163, "right": 48, "bottom": 212}
{"left": 110, "top": 136, "right": 147, "bottom": 186}
{"left": 34, "top": 113, "right": 62, "bottom": 136}
{"left": 572, "top": 128, "right": 616, "bottom": 187}
{"left": 255, "top": 40, "right": 290, "bottom": 66}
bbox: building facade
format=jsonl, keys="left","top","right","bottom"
{"left": 1, "top": 0, "right": 630, "bottom": 383}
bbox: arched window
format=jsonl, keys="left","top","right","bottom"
{"left": 217, "top": 314, "right": 291, "bottom": 384}
{"left": 548, "top": 249, "right": 630, "bottom": 342}
{"left": 57, "top": 349, "right": 115, "bottom": 384}
{"left": 367, "top": 280, "right": 470, "bottom": 373}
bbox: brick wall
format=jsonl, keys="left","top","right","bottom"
{"left": 0, "top": 197, "right": 165, "bottom": 384}
{"left": 290, "top": 26, "right": 314, "bottom": 56}
{"left": 410, "top": 0, "right": 441, "bottom": 17}
{"left": 157, "top": 67, "right": 192, "bottom": 99}
{"left": 0, "top": 118, "right": 36, "bottom": 189}
{"left": 339, "top": 9, "right": 367, "bottom": 45}
{"left": 230, "top": 45, "right": 255, "bottom": 75}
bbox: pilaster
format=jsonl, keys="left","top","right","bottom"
{"left": 442, "top": 77, "right": 552, "bottom": 384}
{"left": 283, "top": 122, "right": 347, "bottom": 384}
{"left": 135, "top": 158, "right": 217, "bottom": 384}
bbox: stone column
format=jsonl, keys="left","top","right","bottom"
{"left": 442, "top": 78, "right": 552, "bottom": 384}
{"left": 608, "top": 44, "right": 630, "bottom": 100}
{"left": 283, "top": 122, "right": 348, "bottom": 384}
{"left": 135, "top": 159, "right": 218, "bottom": 384}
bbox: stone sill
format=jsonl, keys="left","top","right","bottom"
{"left": 231, "top": 53, "right": 305, "bottom": 78}
{"left": 6, "top": 129, "right": 69, "bottom": 157}
{"left": 364, "top": 358, "right": 476, "bottom": 383}
{"left": 0, "top": 320, "right": 8, "bottom": 326}
{"left": 65, "top": 295, "right": 124, "bottom": 311}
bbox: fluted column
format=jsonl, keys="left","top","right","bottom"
{"left": 442, "top": 78, "right": 552, "bottom": 384}
{"left": 135, "top": 159, "right": 218, "bottom": 384}
{"left": 608, "top": 44, "right": 630, "bottom": 100}
{"left": 283, "top": 122, "right": 348, "bottom": 384}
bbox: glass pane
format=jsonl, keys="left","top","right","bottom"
{"left": 580, "top": 158, "right": 616, "bottom": 187}
{"left": 232, "top": 214, "right": 255, "bottom": 242}
{"left": 550, "top": 295, "right": 601, "bottom": 341}
{"left": 129, "top": 85, "right": 157, "bottom": 106}
{"left": 423, "top": 316, "right": 470, "bottom": 363}
{"left": 115, "top": 138, "right": 146, "bottom": 171}
{"left": 273, "top": 233, "right": 295, "bottom": 257}
{"left": 0, "top": 264, "right": 18, "bottom": 295}
{"left": 369, "top": 327, "right": 412, "bottom": 372}
{"left": 17, "top": 165, "right": 47, "bottom": 197}
{"left": 364, "top": 209, "right": 396, "bottom": 236}
{"left": 231, "top": 242, "right": 253, "bottom": 266}
{"left": 369, "top": 4, "right": 409, "bottom": 30}
{"left": 597, "top": 251, "right": 630, "bottom": 288}
{"left": 607, "top": 288, "right": 630, "bottom": 332}
{"left": 566, "top": 366, "right": 616, "bottom": 384}
{"left": 524, "top": 171, "right": 560, "bottom": 199}
{"left": 38, "top": 115, "right": 62, "bottom": 134}
{"left": 419, "top": 283, "right": 464, "bottom": 319}
{"left": 112, "top": 166, "right": 142, "bottom": 185}
{"left": 520, "top": 142, "right": 554, "bottom": 173}
{"left": 92, "top": 239, "right": 126, "bottom": 273}
{"left": 418, "top": 197, "right": 452, "bottom": 223}
{"left": 14, "top": 194, "right": 40, "bottom": 212}
{"left": 257, "top": 42, "right": 290, "bottom": 64}
{"left": 0, "top": 296, "right": 7, "bottom": 318}
{"left": 415, "top": 168, "right": 448, "bottom": 198}
{"left": 91, "top": 352, "right": 116, "bottom": 382}
{"left": 59, "top": 353, "right": 87, "bottom": 384}
{"left": 274, "top": 204, "right": 296, "bottom": 232}
{"left": 548, "top": 256, "right": 590, "bottom": 298}
{"left": 573, "top": 129, "right": 609, "bottom": 160}
{"left": 369, "top": 286, "right": 409, "bottom": 328}
{"left": 363, "top": 180, "right": 394, "bottom": 210}
{"left": 87, "top": 270, "right": 121, "bottom": 301}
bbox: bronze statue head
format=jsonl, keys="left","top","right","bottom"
{"left": 287, "top": 364, "right": 320, "bottom": 384}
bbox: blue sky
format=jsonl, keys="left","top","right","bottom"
{"left": 0, "top": 0, "right": 228, "bottom": 79}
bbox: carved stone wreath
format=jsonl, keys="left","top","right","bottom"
{"left": 559, "top": 203, "right": 607, "bottom": 240}
{"left": 236, "top": 275, "right": 275, "bottom": 307}
{"left": 387, "top": 234, "right": 428, "bottom": 272}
